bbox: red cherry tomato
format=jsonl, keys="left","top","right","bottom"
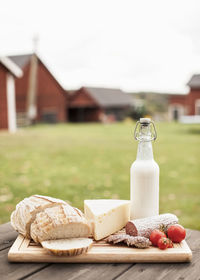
{"left": 167, "top": 224, "right": 186, "bottom": 243}
{"left": 158, "top": 237, "right": 169, "bottom": 250}
{"left": 150, "top": 229, "right": 166, "bottom": 246}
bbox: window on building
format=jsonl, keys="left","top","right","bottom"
{"left": 169, "top": 104, "right": 184, "bottom": 121}
{"left": 42, "top": 111, "right": 57, "bottom": 123}
{"left": 195, "top": 99, "right": 200, "bottom": 115}
{"left": 173, "top": 107, "right": 179, "bottom": 120}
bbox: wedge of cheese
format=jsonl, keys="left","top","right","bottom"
{"left": 84, "top": 199, "right": 130, "bottom": 240}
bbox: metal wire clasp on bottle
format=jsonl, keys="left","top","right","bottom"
{"left": 134, "top": 120, "right": 157, "bottom": 142}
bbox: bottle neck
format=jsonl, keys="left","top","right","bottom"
{"left": 136, "top": 141, "right": 154, "bottom": 160}
{"left": 136, "top": 123, "right": 154, "bottom": 160}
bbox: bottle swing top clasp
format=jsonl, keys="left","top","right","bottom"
{"left": 134, "top": 118, "right": 157, "bottom": 142}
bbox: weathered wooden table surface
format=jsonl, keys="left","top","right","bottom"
{"left": 0, "top": 223, "right": 200, "bottom": 280}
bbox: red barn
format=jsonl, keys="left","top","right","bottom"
{"left": 68, "top": 87, "right": 132, "bottom": 122}
{"left": 0, "top": 57, "right": 22, "bottom": 132}
{"left": 169, "top": 74, "right": 200, "bottom": 121}
{"left": 9, "top": 54, "right": 67, "bottom": 126}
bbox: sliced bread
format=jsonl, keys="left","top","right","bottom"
{"left": 30, "top": 203, "right": 91, "bottom": 243}
{"left": 41, "top": 238, "right": 93, "bottom": 256}
{"left": 11, "top": 195, "right": 67, "bottom": 238}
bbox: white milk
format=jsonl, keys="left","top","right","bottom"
{"left": 130, "top": 119, "right": 159, "bottom": 219}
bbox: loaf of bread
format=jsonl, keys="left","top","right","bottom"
{"left": 11, "top": 195, "right": 67, "bottom": 238}
{"left": 11, "top": 195, "right": 92, "bottom": 256}
{"left": 30, "top": 203, "right": 91, "bottom": 243}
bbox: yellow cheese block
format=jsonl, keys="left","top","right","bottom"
{"left": 84, "top": 199, "right": 130, "bottom": 240}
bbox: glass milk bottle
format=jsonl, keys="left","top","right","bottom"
{"left": 130, "top": 118, "right": 159, "bottom": 219}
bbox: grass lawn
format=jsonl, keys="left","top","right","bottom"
{"left": 0, "top": 121, "right": 200, "bottom": 230}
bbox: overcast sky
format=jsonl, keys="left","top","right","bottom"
{"left": 0, "top": 0, "right": 200, "bottom": 93}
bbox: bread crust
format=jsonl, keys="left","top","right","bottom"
{"left": 10, "top": 195, "right": 67, "bottom": 238}
{"left": 30, "top": 204, "right": 91, "bottom": 243}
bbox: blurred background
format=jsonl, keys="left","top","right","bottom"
{"left": 0, "top": 0, "right": 199, "bottom": 229}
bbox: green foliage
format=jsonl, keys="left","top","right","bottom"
{"left": 0, "top": 122, "right": 199, "bottom": 230}
{"left": 129, "top": 92, "right": 169, "bottom": 118}
{"left": 128, "top": 105, "right": 147, "bottom": 120}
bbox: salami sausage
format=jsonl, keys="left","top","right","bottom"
{"left": 125, "top": 213, "right": 178, "bottom": 238}
{"left": 106, "top": 234, "right": 151, "bottom": 248}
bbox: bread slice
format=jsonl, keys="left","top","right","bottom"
{"left": 11, "top": 195, "right": 67, "bottom": 238}
{"left": 30, "top": 204, "right": 91, "bottom": 243}
{"left": 41, "top": 238, "right": 93, "bottom": 256}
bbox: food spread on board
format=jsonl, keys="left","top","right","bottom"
{"left": 10, "top": 118, "right": 188, "bottom": 259}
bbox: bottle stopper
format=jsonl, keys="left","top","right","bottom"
{"left": 134, "top": 118, "right": 157, "bottom": 141}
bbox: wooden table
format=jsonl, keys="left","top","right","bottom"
{"left": 1, "top": 223, "right": 200, "bottom": 280}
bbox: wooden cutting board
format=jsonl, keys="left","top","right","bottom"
{"left": 8, "top": 234, "right": 192, "bottom": 263}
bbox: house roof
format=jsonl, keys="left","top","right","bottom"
{"left": 8, "top": 53, "right": 65, "bottom": 91}
{"left": 8, "top": 54, "right": 32, "bottom": 69}
{"left": 83, "top": 87, "right": 133, "bottom": 107}
{"left": 0, "top": 57, "right": 23, "bottom": 78}
{"left": 187, "top": 74, "right": 200, "bottom": 88}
